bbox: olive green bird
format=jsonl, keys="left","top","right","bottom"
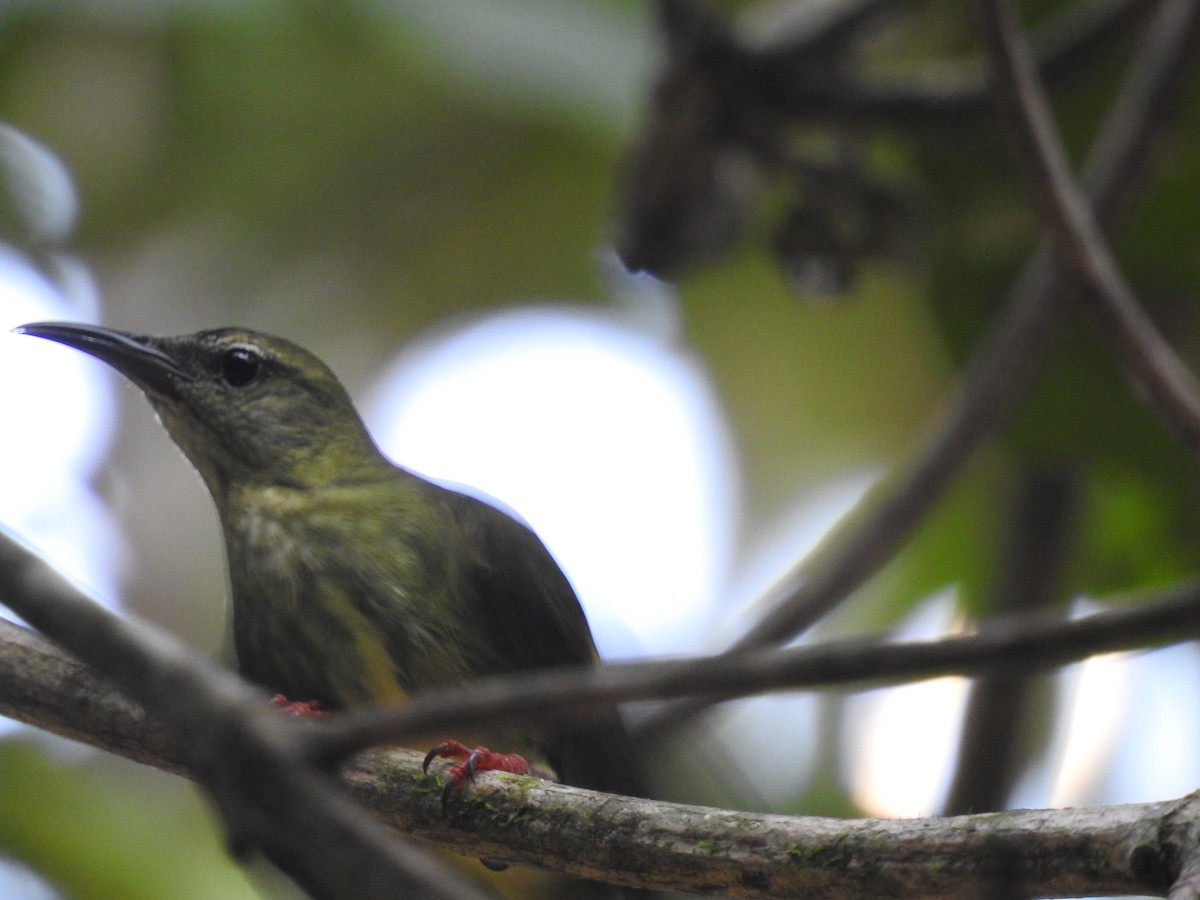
{"left": 15, "top": 321, "right": 644, "bottom": 804}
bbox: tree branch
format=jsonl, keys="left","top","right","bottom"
{"left": 943, "top": 465, "right": 1079, "bottom": 817}
{"left": 7, "top": 511, "right": 1200, "bottom": 895}
{"left": 309, "top": 580, "right": 1200, "bottom": 761}
{"left": 3, "top": 607, "right": 1197, "bottom": 899}
{"left": 8, "top": 536, "right": 1200, "bottom": 777}
{"left": 341, "top": 766, "right": 1197, "bottom": 899}
{"left": 0, "top": 531, "right": 488, "bottom": 900}
{"left": 692, "top": 0, "right": 1200, "bottom": 667}
{"left": 974, "top": 0, "right": 1200, "bottom": 455}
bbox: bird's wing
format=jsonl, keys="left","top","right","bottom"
{"left": 448, "top": 489, "right": 647, "bottom": 798}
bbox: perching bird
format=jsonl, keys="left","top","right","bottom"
{"left": 15, "top": 321, "right": 645, "bottom": 859}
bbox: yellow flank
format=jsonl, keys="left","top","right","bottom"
{"left": 324, "top": 584, "right": 408, "bottom": 706}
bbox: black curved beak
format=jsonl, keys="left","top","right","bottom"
{"left": 14, "top": 321, "right": 194, "bottom": 396}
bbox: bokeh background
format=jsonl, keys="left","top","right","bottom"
{"left": 2, "top": 1, "right": 1200, "bottom": 897}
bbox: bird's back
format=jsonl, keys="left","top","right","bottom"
{"left": 439, "top": 485, "right": 646, "bottom": 797}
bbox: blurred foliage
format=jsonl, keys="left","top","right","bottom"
{"left": 2, "top": 0, "right": 1200, "bottom": 896}
{"left": 0, "top": 740, "right": 265, "bottom": 899}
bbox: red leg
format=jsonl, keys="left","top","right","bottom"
{"left": 270, "top": 694, "right": 328, "bottom": 717}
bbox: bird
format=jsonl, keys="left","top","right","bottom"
{"left": 15, "top": 320, "right": 645, "bottom": 889}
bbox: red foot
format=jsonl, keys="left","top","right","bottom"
{"left": 270, "top": 694, "right": 329, "bottom": 717}
{"left": 422, "top": 739, "right": 531, "bottom": 787}
{"left": 423, "top": 740, "right": 535, "bottom": 871}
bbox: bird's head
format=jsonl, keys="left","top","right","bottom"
{"left": 15, "top": 322, "right": 388, "bottom": 494}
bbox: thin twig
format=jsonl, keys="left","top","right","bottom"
{"left": 974, "top": 0, "right": 1200, "bottom": 455}
{"left": 7, "top": 566, "right": 1200, "bottom": 778}
{"left": 305, "top": 577, "right": 1200, "bottom": 761}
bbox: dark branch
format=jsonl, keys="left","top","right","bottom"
{"left": 0, "top": 530, "right": 487, "bottom": 900}
{"left": 943, "top": 466, "right": 1079, "bottom": 816}
{"left": 9, "top": 572, "right": 1200, "bottom": 770}
{"left": 309, "top": 578, "right": 1200, "bottom": 761}
{"left": 974, "top": 0, "right": 1200, "bottom": 456}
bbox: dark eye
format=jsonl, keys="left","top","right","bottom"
{"left": 220, "top": 346, "right": 264, "bottom": 387}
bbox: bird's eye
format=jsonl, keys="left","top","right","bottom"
{"left": 220, "top": 347, "right": 264, "bottom": 387}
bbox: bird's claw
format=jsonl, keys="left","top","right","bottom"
{"left": 422, "top": 739, "right": 532, "bottom": 812}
